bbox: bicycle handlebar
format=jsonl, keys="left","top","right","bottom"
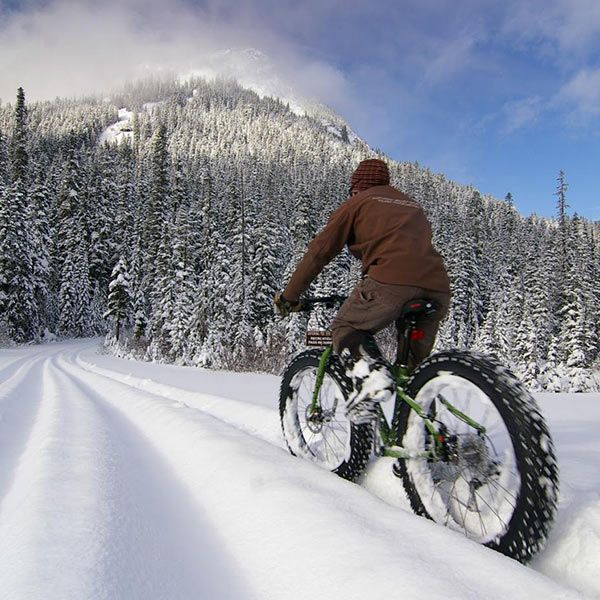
{"left": 299, "top": 295, "right": 348, "bottom": 311}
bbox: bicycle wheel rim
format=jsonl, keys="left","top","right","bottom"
{"left": 403, "top": 373, "right": 521, "bottom": 544}
{"left": 284, "top": 366, "right": 352, "bottom": 470}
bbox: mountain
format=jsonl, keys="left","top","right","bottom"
{"left": 178, "top": 48, "right": 354, "bottom": 140}
{"left": 0, "top": 73, "right": 598, "bottom": 391}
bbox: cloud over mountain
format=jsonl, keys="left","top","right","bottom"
{"left": 0, "top": 0, "right": 352, "bottom": 112}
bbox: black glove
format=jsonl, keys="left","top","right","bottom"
{"left": 274, "top": 293, "right": 302, "bottom": 317}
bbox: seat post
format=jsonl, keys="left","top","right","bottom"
{"left": 394, "top": 298, "right": 440, "bottom": 370}
{"left": 395, "top": 317, "right": 416, "bottom": 368}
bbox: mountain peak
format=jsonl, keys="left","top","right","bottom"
{"left": 178, "top": 47, "right": 355, "bottom": 140}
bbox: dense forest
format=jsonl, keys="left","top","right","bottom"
{"left": 0, "top": 77, "right": 598, "bottom": 391}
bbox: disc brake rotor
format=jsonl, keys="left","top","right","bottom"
{"left": 305, "top": 405, "right": 324, "bottom": 433}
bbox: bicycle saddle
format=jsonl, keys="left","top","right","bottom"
{"left": 400, "top": 298, "right": 440, "bottom": 319}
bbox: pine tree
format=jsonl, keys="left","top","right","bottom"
{"left": 12, "top": 87, "right": 28, "bottom": 185}
{"left": 555, "top": 170, "right": 569, "bottom": 269}
{"left": 88, "top": 147, "right": 118, "bottom": 292}
{"left": 197, "top": 228, "right": 232, "bottom": 368}
{"left": 104, "top": 256, "right": 132, "bottom": 341}
{"left": 227, "top": 170, "right": 255, "bottom": 362}
{"left": 129, "top": 228, "right": 148, "bottom": 340}
{"left": 143, "top": 123, "right": 170, "bottom": 274}
{"left": 249, "top": 201, "right": 286, "bottom": 332}
{"left": 169, "top": 202, "right": 196, "bottom": 362}
{"left": 0, "top": 130, "right": 8, "bottom": 185}
{"left": 283, "top": 183, "right": 314, "bottom": 353}
{"left": 340, "top": 124, "right": 349, "bottom": 143}
{"left": 57, "top": 218, "right": 85, "bottom": 337}
{"left": 0, "top": 88, "right": 36, "bottom": 342}
{"left": 27, "top": 181, "right": 52, "bottom": 334}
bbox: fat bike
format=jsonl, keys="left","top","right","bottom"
{"left": 279, "top": 296, "right": 559, "bottom": 564}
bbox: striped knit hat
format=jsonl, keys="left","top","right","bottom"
{"left": 350, "top": 159, "right": 390, "bottom": 193}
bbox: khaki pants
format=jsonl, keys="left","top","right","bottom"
{"left": 331, "top": 277, "right": 450, "bottom": 369}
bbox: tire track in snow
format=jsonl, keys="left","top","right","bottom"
{"left": 72, "top": 348, "right": 283, "bottom": 447}
{"left": 70, "top": 348, "right": 414, "bottom": 515}
{"left": 0, "top": 347, "right": 47, "bottom": 396}
{"left": 0, "top": 354, "right": 48, "bottom": 510}
{"left": 55, "top": 346, "right": 580, "bottom": 600}
{"left": 49, "top": 356, "right": 253, "bottom": 600}
{"left": 0, "top": 352, "right": 122, "bottom": 599}
{"left": 72, "top": 348, "right": 429, "bottom": 515}
{"left": 0, "top": 347, "right": 250, "bottom": 600}
{"left": 0, "top": 354, "right": 32, "bottom": 383}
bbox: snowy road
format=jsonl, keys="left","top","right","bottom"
{"left": 0, "top": 341, "right": 598, "bottom": 599}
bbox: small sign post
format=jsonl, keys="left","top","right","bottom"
{"left": 306, "top": 330, "right": 333, "bottom": 347}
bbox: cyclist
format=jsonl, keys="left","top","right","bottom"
{"left": 274, "top": 158, "right": 451, "bottom": 423}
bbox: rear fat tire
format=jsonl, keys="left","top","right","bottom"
{"left": 395, "top": 350, "right": 559, "bottom": 564}
{"left": 279, "top": 349, "right": 373, "bottom": 482}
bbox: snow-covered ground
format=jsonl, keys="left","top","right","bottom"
{"left": 98, "top": 108, "right": 133, "bottom": 145}
{"left": 0, "top": 340, "right": 597, "bottom": 599}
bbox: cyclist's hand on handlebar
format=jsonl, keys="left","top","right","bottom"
{"left": 273, "top": 293, "right": 302, "bottom": 317}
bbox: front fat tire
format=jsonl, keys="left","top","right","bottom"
{"left": 279, "top": 349, "right": 373, "bottom": 482}
{"left": 395, "top": 350, "right": 559, "bottom": 564}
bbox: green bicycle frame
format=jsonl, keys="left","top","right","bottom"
{"left": 309, "top": 346, "right": 333, "bottom": 413}
{"left": 310, "top": 347, "right": 486, "bottom": 460}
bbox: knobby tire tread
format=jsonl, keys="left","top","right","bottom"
{"left": 395, "top": 350, "right": 559, "bottom": 563}
{"left": 279, "top": 349, "right": 373, "bottom": 482}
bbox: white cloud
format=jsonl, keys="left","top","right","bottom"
{"left": 0, "top": 0, "right": 352, "bottom": 111}
{"left": 555, "top": 68, "right": 600, "bottom": 128}
{"left": 559, "top": 68, "right": 600, "bottom": 116}
{"left": 496, "top": 70, "right": 600, "bottom": 133}
{"left": 501, "top": 96, "right": 543, "bottom": 133}
{"left": 421, "top": 32, "right": 480, "bottom": 86}
{"left": 497, "top": 1, "right": 600, "bottom": 128}
{"left": 503, "top": 0, "right": 600, "bottom": 60}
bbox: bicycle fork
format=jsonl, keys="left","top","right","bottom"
{"left": 308, "top": 346, "right": 333, "bottom": 416}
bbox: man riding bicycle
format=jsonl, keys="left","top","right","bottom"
{"left": 275, "top": 158, "right": 451, "bottom": 423}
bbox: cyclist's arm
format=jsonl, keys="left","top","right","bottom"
{"left": 283, "top": 203, "right": 354, "bottom": 302}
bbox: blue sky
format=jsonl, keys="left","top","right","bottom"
{"left": 223, "top": 0, "right": 600, "bottom": 219}
{"left": 1, "top": 0, "right": 599, "bottom": 219}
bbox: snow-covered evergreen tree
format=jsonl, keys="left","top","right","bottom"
{"left": 0, "top": 76, "right": 597, "bottom": 389}
{"left": 104, "top": 256, "right": 132, "bottom": 341}
{"left": 0, "top": 88, "right": 36, "bottom": 342}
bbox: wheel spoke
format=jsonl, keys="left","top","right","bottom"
{"left": 471, "top": 491, "right": 488, "bottom": 539}
{"left": 448, "top": 475, "right": 468, "bottom": 531}
{"left": 326, "top": 426, "right": 347, "bottom": 449}
{"left": 285, "top": 363, "right": 355, "bottom": 469}
{"left": 471, "top": 488, "right": 510, "bottom": 531}
{"left": 322, "top": 433, "right": 341, "bottom": 460}
{"left": 321, "top": 432, "right": 331, "bottom": 463}
{"left": 401, "top": 370, "right": 523, "bottom": 544}
{"left": 482, "top": 475, "right": 518, "bottom": 511}
{"left": 303, "top": 429, "right": 318, "bottom": 457}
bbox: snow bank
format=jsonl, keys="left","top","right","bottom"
{"left": 98, "top": 108, "right": 133, "bottom": 145}
{"left": 0, "top": 341, "right": 596, "bottom": 599}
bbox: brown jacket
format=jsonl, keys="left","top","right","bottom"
{"left": 283, "top": 185, "right": 450, "bottom": 301}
